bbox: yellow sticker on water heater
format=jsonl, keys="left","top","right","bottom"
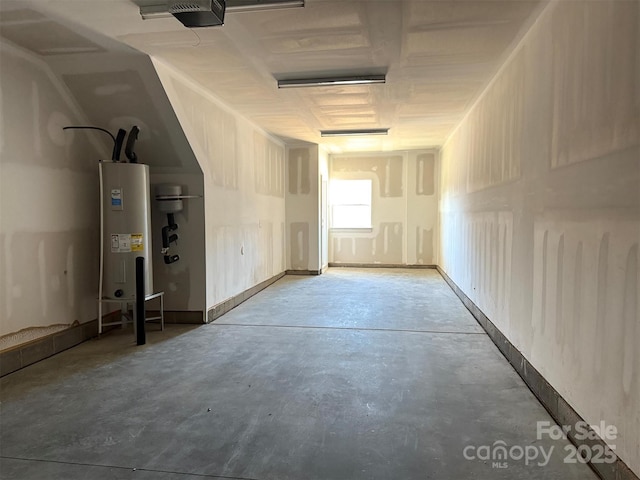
{"left": 131, "top": 233, "right": 144, "bottom": 252}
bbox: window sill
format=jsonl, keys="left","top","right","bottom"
{"left": 329, "top": 227, "right": 373, "bottom": 233}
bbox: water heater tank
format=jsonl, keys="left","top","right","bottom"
{"left": 101, "top": 162, "right": 153, "bottom": 299}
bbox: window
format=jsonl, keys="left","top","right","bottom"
{"left": 329, "top": 179, "right": 372, "bottom": 229}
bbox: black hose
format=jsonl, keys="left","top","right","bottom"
{"left": 62, "top": 126, "right": 117, "bottom": 160}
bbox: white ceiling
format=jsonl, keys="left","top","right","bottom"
{"left": 0, "top": 0, "right": 544, "bottom": 153}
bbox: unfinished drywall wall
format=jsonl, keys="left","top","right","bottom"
{"left": 1, "top": 7, "right": 211, "bottom": 321}
{"left": 153, "top": 59, "right": 286, "bottom": 311}
{"left": 329, "top": 150, "right": 438, "bottom": 265}
{"left": 0, "top": 40, "right": 102, "bottom": 350}
{"left": 439, "top": 0, "right": 640, "bottom": 474}
{"left": 286, "top": 145, "right": 320, "bottom": 271}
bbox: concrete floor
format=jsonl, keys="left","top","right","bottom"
{"left": 0, "top": 268, "right": 598, "bottom": 480}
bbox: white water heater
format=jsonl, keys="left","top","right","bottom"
{"left": 100, "top": 162, "right": 153, "bottom": 299}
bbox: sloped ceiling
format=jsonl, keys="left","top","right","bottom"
{"left": 0, "top": 0, "right": 543, "bottom": 153}
{"left": 0, "top": 6, "right": 201, "bottom": 172}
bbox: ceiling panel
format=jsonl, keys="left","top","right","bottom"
{"left": 0, "top": 12, "right": 106, "bottom": 56}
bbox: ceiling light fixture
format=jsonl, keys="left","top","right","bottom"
{"left": 140, "top": 0, "right": 304, "bottom": 20}
{"left": 320, "top": 128, "right": 389, "bottom": 137}
{"left": 278, "top": 75, "right": 386, "bottom": 89}
{"left": 140, "top": 5, "right": 172, "bottom": 20}
{"left": 228, "top": 0, "right": 304, "bottom": 12}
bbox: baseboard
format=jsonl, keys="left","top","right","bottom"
{"left": 2, "top": 271, "right": 285, "bottom": 375}
{"left": 0, "top": 314, "right": 111, "bottom": 377}
{"left": 285, "top": 269, "right": 322, "bottom": 275}
{"left": 146, "top": 310, "right": 205, "bottom": 324}
{"left": 3, "top": 272, "right": 284, "bottom": 375}
{"left": 328, "top": 263, "right": 437, "bottom": 269}
{"left": 0, "top": 307, "right": 209, "bottom": 377}
{"left": 207, "top": 271, "right": 286, "bottom": 323}
{"left": 436, "top": 266, "right": 639, "bottom": 480}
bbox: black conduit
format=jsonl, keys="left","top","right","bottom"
{"left": 62, "top": 126, "right": 118, "bottom": 161}
{"left": 135, "top": 256, "right": 146, "bottom": 346}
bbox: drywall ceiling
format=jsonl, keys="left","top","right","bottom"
{"left": 0, "top": 0, "right": 543, "bottom": 153}
{"left": 0, "top": 6, "right": 202, "bottom": 172}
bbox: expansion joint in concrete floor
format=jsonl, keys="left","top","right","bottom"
{"left": 0, "top": 455, "right": 260, "bottom": 479}
{"left": 212, "top": 323, "right": 488, "bottom": 335}
{"left": 0, "top": 268, "right": 600, "bottom": 480}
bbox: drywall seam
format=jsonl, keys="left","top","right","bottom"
{"left": 442, "top": 0, "right": 556, "bottom": 150}
{"left": 0, "top": 39, "right": 110, "bottom": 159}
{"left": 439, "top": 0, "right": 640, "bottom": 467}
{"left": 1, "top": 41, "right": 106, "bottom": 349}
{"left": 150, "top": 56, "right": 286, "bottom": 150}
{"left": 286, "top": 144, "right": 320, "bottom": 271}
{"left": 151, "top": 57, "right": 286, "bottom": 309}
{"left": 438, "top": 265, "right": 640, "bottom": 480}
{"left": 329, "top": 149, "right": 438, "bottom": 265}
{"left": 403, "top": 151, "right": 409, "bottom": 264}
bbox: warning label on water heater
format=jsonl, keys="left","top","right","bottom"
{"left": 131, "top": 234, "right": 144, "bottom": 251}
{"left": 110, "top": 233, "right": 143, "bottom": 253}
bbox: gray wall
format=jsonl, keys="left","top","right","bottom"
{"left": 439, "top": 1, "right": 640, "bottom": 474}
{"left": 286, "top": 145, "right": 320, "bottom": 272}
{"left": 150, "top": 172, "right": 206, "bottom": 313}
{"left": 0, "top": 40, "right": 102, "bottom": 349}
